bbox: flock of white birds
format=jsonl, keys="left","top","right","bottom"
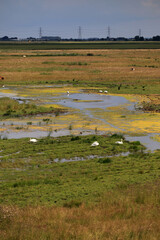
{"left": 29, "top": 139, "right": 123, "bottom": 145}
{"left": 91, "top": 139, "right": 123, "bottom": 147}
{"left": 29, "top": 89, "right": 124, "bottom": 146}
{"left": 99, "top": 90, "right": 108, "bottom": 93}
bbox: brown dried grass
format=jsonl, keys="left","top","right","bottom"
{"left": 1, "top": 49, "right": 160, "bottom": 86}
{"left": 1, "top": 183, "right": 160, "bottom": 240}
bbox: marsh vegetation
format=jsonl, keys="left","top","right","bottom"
{"left": 0, "top": 97, "right": 65, "bottom": 119}
{"left": 0, "top": 134, "right": 160, "bottom": 239}
{"left": 0, "top": 47, "right": 160, "bottom": 96}
{"left": 0, "top": 44, "right": 160, "bottom": 239}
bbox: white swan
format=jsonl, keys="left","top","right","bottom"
{"left": 115, "top": 139, "right": 123, "bottom": 144}
{"left": 30, "top": 138, "right": 37, "bottom": 143}
{"left": 91, "top": 141, "right": 99, "bottom": 146}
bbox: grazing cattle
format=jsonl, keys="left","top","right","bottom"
{"left": 0, "top": 76, "right": 4, "bottom": 80}
{"left": 131, "top": 67, "right": 135, "bottom": 71}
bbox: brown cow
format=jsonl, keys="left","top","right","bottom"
{"left": 0, "top": 76, "right": 4, "bottom": 80}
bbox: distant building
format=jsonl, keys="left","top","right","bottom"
{"left": 87, "top": 38, "right": 100, "bottom": 41}
{"left": 27, "top": 37, "right": 37, "bottom": 41}
{"left": 116, "top": 37, "right": 127, "bottom": 41}
{"left": 40, "top": 36, "right": 61, "bottom": 41}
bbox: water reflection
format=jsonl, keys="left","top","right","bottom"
{"left": 58, "top": 93, "right": 129, "bottom": 110}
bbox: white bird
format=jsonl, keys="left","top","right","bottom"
{"left": 99, "top": 90, "right": 103, "bottom": 93}
{"left": 23, "top": 55, "right": 26, "bottom": 58}
{"left": 30, "top": 138, "right": 37, "bottom": 143}
{"left": 67, "top": 91, "right": 70, "bottom": 95}
{"left": 91, "top": 141, "right": 99, "bottom": 146}
{"left": 115, "top": 139, "right": 123, "bottom": 144}
{"left": 104, "top": 90, "right": 108, "bottom": 93}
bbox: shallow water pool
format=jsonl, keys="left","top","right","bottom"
{"left": 0, "top": 85, "right": 159, "bottom": 152}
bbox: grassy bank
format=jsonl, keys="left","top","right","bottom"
{"left": 0, "top": 97, "right": 65, "bottom": 119}
{"left": 138, "top": 102, "right": 160, "bottom": 112}
{"left": 1, "top": 182, "right": 160, "bottom": 240}
{"left": 139, "top": 94, "right": 160, "bottom": 112}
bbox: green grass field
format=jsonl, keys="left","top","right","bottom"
{"left": 1, "top": 41, "right": 160, "bottom": 50}
{"left": 0, "top": 134, "right": 154, "bottom": 207}
{"left": 0, "top": 135, "right": 160, "bottom": 239}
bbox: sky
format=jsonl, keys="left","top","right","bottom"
{"left": 0, "top": 0, "right": 160, "bottom": 39}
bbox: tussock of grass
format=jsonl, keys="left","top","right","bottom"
{"left": 140, "top": 102, "right": 160, "bottom": 112}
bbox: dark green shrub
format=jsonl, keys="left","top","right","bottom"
{"left": 87, "top": 53, "right": 94, "bottom": 56}
{"left": 132, "top": 141, "right": 141, "bottom": 145}
{"left": 71, "top": 136, "right": 80, "bottom": 141}
{"left": 98, "top": 158, "right": 112, "bottom": 164}
{"left": 111, "top": 133, "right": 124, "bottom": 139}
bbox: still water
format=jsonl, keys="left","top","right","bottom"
{"left": 0, "top": 86, "right": 159, "bottom": 152}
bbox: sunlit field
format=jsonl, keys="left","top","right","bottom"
{"left": 0, "top": 43, "right": 160, "bottom": 239}
{"left": 0, "top": 48, "right": 160, "bottom": 96}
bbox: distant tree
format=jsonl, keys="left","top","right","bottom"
{"left": 152, "top": 35, "right": 160, "bottom": 41}
{"left": 134, "top": 35, "right": 139, "bottom": 41}
{"left": 134, "top": 35, "right": 144, "bottom": 41}
{"left": 10, "top": 37, "right": 18, "bottom": 40}
{"left": 1, "top": 36, "right": 9, "bottom": 41}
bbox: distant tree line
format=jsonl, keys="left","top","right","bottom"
{"left": 152, "top": 35, "right": 160, "bottom": 41}
{"left": 0, "top": 36, "right": 18, "bottom": 41}
{"left": 134, "top": 35, "right": 160, "bottom": 41}
{"left": 1, "top": 35, "right": 160, "bottom": 41}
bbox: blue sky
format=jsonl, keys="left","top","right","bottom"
{"left": 0, "top": 0, "right": 160, "bottom": 39}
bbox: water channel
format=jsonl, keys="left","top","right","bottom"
{"left": 0, "top": 85, "right": 159, "bottom": 152}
